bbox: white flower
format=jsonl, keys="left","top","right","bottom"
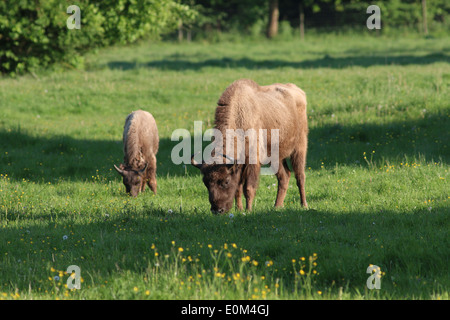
{"left": 168, "top": 209, "right": 173, "bottom": 214}
{"left": 63, "top": 235, "right": 68, "bottom": 240}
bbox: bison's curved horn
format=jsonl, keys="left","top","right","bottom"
{"left": 114, "top": 164, "right": 124, "bottom": 175}
{"left": 191, "top": 152, "right": 203, "bottom": 169}
{"left": 218, "top": 153, "right": 236, "bottom": 164}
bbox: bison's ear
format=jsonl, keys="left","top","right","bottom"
{"left": 191, "top": 153, "right": 203, "bottom": 170}
{"left": 114, "top": 164, "right": 124, "bottom": 175}
{"left": 226, "top": 161, "right": 239, "bottom": 174}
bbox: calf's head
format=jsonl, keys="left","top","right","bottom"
{"left": 114, "top": 163, "right": 147, "bottom": 197}
{"left": 191, "top": 154, "right": 242, "bottom": 214}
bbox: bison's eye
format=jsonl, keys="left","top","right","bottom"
{"left": 220, "top": 178, "right": 230, "bottom": 189}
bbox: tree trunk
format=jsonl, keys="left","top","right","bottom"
{"left": 422, "top": 0, "right": 428, "bottom": 35}
{"left": 178, "top": 21, "right": 183, "bottom": 42}
{"left": 267, "top": 0, "right": 279, "bottom": 38}
{"left": 299, "top": 4, "right": 305, "bottom": 40}
{"left": 187, "top": 29, "right": 192, "bottom": 42}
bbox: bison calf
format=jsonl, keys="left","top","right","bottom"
{"left": 192, "top": 79, "right": 308, "bottom": 214}
{"left": 114, "top": 110, "right": 159, "bottom": 197}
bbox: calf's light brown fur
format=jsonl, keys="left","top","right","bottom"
{"left": 114, "top": 110, "right": 159, "bottom": 197}
{"left": 192, "top": 79, "right": 308, "bottom": 213}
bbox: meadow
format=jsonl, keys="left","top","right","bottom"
{"left": 0, "top": 32, "right": 449, "bottom": 300}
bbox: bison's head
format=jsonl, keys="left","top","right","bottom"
{"left": 191, "top": 154, "right": 242, "bottom": 214}
{"left": 114, "top": 163, "right": 147, "bottom": 197}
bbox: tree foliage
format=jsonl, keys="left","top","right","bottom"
{"left": 1, "top": 0, "right": 448, "bottom": 74}
{"left": 0, "top": 0, "right": 197, "bottom": 75}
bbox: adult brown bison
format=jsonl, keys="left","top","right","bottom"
{"left": 192, "top": 79, "right": 308, "bottom": 214}
{"left": 114, "top": 110, "right": 159, "bottom": 197}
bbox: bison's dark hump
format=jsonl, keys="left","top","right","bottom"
{"left": 217, "top": 79, "right": 259, "bottom": 106}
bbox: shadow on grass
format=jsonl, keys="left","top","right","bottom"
{"left": 0, "top": 129, "right": 191, "bottom": 182}
{"left": 0, "top": 112, "right": 448, "bottom": 182}
{"left": 0, "top": 204, "right": 448, "bottom": 298}
{"left": 107, "top": 53, "right": 449, "bottom": 71}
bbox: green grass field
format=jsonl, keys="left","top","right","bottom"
{"left": 0, "top": 33, "right": 449, "bottom": 300}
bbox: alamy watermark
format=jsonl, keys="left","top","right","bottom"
{"left": 171, "top": 121, "right": 280, "bottom": 175}
{"left": 66, "top": 265, "right": 81, "bottom": 289}
{"left": 366, "top": 5, "right": 381, "bottom": 30}
{"left": 67, "top": 5, "right": 81, "bottom": 29}
{"left": 66, "top": 4, "right": 381, "bottom": 31}
{"left": 366, "top": 265, "right": 381, "bottom": 290}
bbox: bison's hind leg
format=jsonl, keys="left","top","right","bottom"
{"left": 274, "top": 159, "right": 291, "bottom": 208}
{"left": 290, "top": 148, "right": 308, "bottom": 208}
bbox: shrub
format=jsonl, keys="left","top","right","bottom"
{"left": 0, "top": 0, "right": 196, "bottom": 75}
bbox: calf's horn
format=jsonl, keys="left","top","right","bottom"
{"left": 139, "top": 162, "right": 148, "bottom": 174}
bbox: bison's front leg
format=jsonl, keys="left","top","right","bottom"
{"left": 243, "top": 164, "right": 260, "bottom": 211}
{"left": 235, "top": 184, "right": 244, "bottom": 211}
{"left": 147, "top": 178, "right": 157, "bottom": 195}
{"left": 140, "top": 178, "right": 147, "bottom": 193}
{"left": 147, "top": 154, "right": 157, "bottom": 195}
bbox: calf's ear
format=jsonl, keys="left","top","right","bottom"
{"left": 138, "top": 162, "right": 148, "bottom": 175}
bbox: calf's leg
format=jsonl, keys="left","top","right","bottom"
{"left": 147, "top": 154, "right": 157, "bottom": 195}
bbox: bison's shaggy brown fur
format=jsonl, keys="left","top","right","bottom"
{"left": 114, "top": 110, "right": 159, "bottom": 197}
{"left": 192, "top": 79, "right": 308, "bottom": 213}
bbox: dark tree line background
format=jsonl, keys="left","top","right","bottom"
{"left": 1, "top": 0, "right": 448, "bottom": 75}
{"left": 179, "top": 0, "right": 449, "bottom": 40}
